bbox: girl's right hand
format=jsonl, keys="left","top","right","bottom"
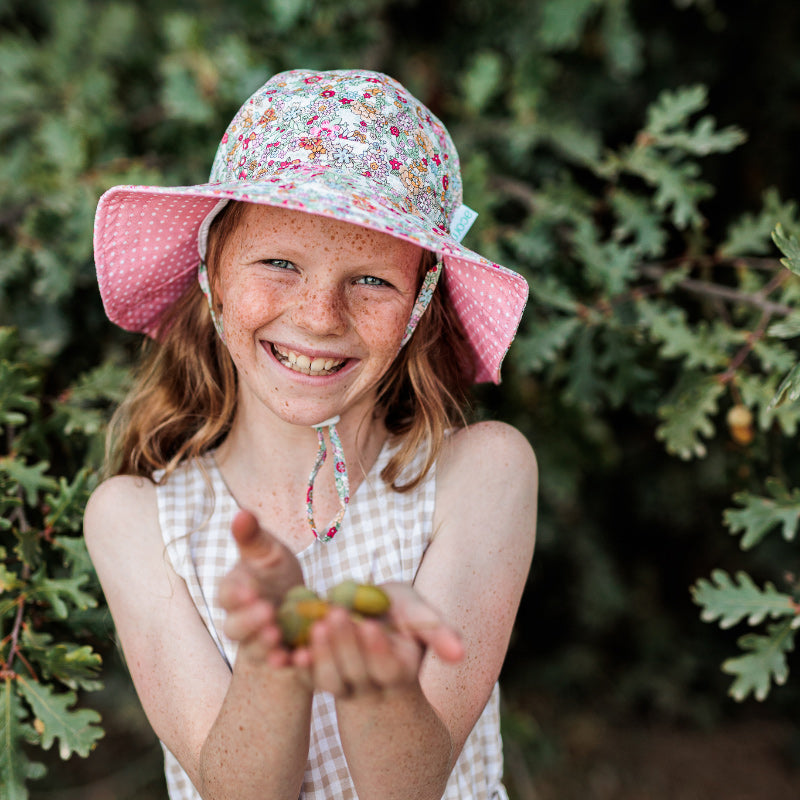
{"left": 217, "top": 510, "right": 305, "bottom": 666}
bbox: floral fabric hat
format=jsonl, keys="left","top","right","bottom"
{"left": 93, "top": 68, "right": 529, "bottom": 384}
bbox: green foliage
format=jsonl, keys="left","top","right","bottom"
{"left": 724, "top": 479, "right": 800, "bottom": 550}
{"left": 722, "top": 621, "right": 796, "bottom": 702}
{"left": 691, "top": 570, "right": 795, "bottom": 629}
{"left": 5, "top": 0, "right": 800, "bottom": 792}
{"left": 0, "top": 329, "right": 112, "bottom": 797}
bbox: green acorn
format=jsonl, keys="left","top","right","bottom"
{"left": 328, "top": 580, "right": 391, "bottom": 617}
{"left": 277, "top": 586, "right": 329, "bottom": 647}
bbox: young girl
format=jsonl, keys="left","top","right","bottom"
{"left": 84, "top": 69, "right": 537, "bottom": 800}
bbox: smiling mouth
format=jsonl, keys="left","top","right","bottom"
{"left": 271, "top": 344, "right": 348, "bottom": 376}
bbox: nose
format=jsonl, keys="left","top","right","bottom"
{"left": 290, "top": 280, "right": 349, "bottom": 337}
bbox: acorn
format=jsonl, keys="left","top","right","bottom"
{"left": 328, "top": 579, "right": 391, "bottom": 617}
{"left": 726, "top": 403, "right": 754, "bottom": 446}
{"left": 277, "top": 586, "right": 330, "bottom": 647}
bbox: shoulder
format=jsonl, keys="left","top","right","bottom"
{"left": 84, "top": 474, "right": 157, "bottom": 541}
{"left": 83, "top": 474, "right": 162, "bottom": 573}
{"left": 437, "top": 420, "right": 538, "bottom": 496}
{"left": 432, "top": 420, "right": 537, "bottom": 559}
{"left": 431, "top": 421, "right": 537, "bottom": 573}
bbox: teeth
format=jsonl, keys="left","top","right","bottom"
{"left": 273, "top": 345, "right": 345, "bottom": 375}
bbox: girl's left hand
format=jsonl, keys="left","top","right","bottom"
{"left": 291, "top": 582, "right": 464, "bottom": 699}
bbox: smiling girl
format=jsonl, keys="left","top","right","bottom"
{"left": 84, "top": 69, "right": 537, "bottom": 800}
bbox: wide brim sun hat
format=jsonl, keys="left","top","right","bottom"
{"left": 93, "top": 68, "right": 529, "bottom": 384}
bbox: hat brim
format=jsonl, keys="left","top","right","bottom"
{"left": 94, "top": 167, "right": 528, "bottom": 383}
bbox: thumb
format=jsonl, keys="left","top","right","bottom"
{"left": 230, "top": 509, "right": 305, "bottom": 599}
{"left": 231, "top": 510, "right": 283, "bottom": 565}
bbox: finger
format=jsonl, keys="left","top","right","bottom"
{"left": 357, "top": 619, "right": 416, "bottom": 687}
{"left": 218, "top": 564, "right": 258, "bottom": 611}
{"left": 385, "top": 585, "right": 465, "bottom": 664}
{"left": 309, "top": 619, "right": 353, "bottom": 698}
{"left": 230, "top": 510, "right": 304, "bottom": 600}
{"left": 325, "top": 607, "right": 372, "bottom": 692}
{"left": 222, "top": 600, "right": 275, "bottom": 642}
{"left": 414, "top": 624, "right": 464, "bottom": 664}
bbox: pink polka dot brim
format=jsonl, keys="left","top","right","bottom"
{"left": 93, "top": 69, "right": 530, "bottom": 384}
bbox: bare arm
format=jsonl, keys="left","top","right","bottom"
{"left": 83, "top": 478, "right": 312, "bottom": 800}
{"left": 293, "top": 421, "right": 538, "bottom": 800}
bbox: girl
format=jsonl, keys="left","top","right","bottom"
{"left": 84, "top": 69, "right": 537, "bottom": 800}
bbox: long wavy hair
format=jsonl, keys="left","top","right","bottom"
{"left": 106, "top": 201, "right": 475, "bottom": 491}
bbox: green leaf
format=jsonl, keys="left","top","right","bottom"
{"left": 0, "top": 358, "right": 38, "bottom": 427}
{"left": 21, "top": 632, "right": 103, "bottom": 692}
{"left": 0, "top": 458, "right": 58, "bottom": 507}
{"left": 722, "top": 620, "right": 795, "bottom": 701}
{"left": 0, "top": 559, "right": 22, "bottom": 593}
{"left": 773, "top": 223, "right": 800, "bottom": 276}
{"left": 539, "top": 118, "right": 603, "bottom": 168}
{"left": 721, "top": 189, "right": 800, "bottom": 258}
{"left": 639, "top": 302, "right": 738, "bottom": 369}
{"left": 724, "top": 479, "right": 800, "bottom": 550}
{"left": 771, "top": 362, "right": 800, "bottom": 409}
{"left": 13, "top": 528, "right": 42, "bottom": 571}
{"left": 651, "top": 159, "right": 712, "bottom": 229}
{"left": 52, "top": 535, "right": 95, "bottom": 577}
{"left": 28, "top": 571, "right": 97, "bottom": 620}
{"left": 600, "top": 0, "right": 643, "bottom": 77}
{"left": 562, "top": 326, "right": 603, "bottom": 409}
{"left": 653, "top": 115, "right": 746, "bottom": 156}
{"left": 44, "top": 470, "right": 93, "bottom": 535}
{"left": 738, "top": 372, "right": 800, "bottom": 437}
{"left": 527, "top": 274, "right": 579, "bottom": 313}
{"left": 16, "top": 678, "right": 103, "bottom": 759}
{"left": 515, "top": 316, "right": 581, "bottom": 371}
{"left": 461, "top": 51, "right": 504, "bottom": 114}
{"left": 691, "top": 569, "right": 796, "bottom": 629}
{"left": 572, "top": 220, "right": 639, "bottom": 295}
{"left": 646, "top": 85, "right": 708, "bottom": 135}
{"left": 610, "top": 188, "right": 668, "bottom": 258}
{"left": 767, "top": 312, "right": 800, "bottom": 341}
{"left": 655, "top": 371, "right": 724, "bottom": 459}
{"left": 537, "top": 0, "right": 599, "bottom": 49}
{"left": 0, "top": 678, "right": 46, "bottom": 799}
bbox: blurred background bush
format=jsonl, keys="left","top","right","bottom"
{"left": 4, "top": 0, "right": 800, "bottom": 797}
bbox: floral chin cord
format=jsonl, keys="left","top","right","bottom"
{"left": 198, "top": 256, "right": 442, "bottom": 543}
{"left": 306, "top": 415, "right": 349, "bottom": 541}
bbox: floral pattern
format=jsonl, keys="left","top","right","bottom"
{"left": 208, "top": 70, "right": 463, "bottom": 237}
{"left": 306, "top": 419, "right": 350, "bottom": 543}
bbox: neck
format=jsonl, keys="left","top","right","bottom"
{"left": 215, "top": 394, "right": 388, "bottom": 493}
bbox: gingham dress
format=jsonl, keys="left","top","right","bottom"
{"left": 155, "top": 440, "right": 508, "bottom": 800}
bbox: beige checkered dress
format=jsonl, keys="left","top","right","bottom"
{"left": 155, "top": 440, "right": 508, "bottom": 799}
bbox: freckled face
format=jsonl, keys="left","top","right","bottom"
{"left": 213, "top": 203, "right": 422, "bottom": 427}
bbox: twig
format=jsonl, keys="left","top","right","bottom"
{"left": 714, "top": 273, "right": 790, "bottom": 384}
{"left": 6, "top": 457, "right": 33, "bottom": 676}
{"left": 639, "top": 264, "right": 794, "bottom": 316}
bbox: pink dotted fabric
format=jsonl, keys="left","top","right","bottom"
{"left": 93, "top": 69, "right": 529, "bottom": 384}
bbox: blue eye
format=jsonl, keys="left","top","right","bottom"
{"left": 357, "top": 275, "right": 388, "bottom": 286}
{"left": 264, "top": 259, "right": 293, "bottom": 270}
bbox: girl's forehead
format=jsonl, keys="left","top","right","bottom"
{"left": 232, "top": 203, "right": 422, "bottom": 263}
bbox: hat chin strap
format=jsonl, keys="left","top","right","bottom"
{"left": 197, "top": 247, "right": 442, "bottom": 544}
{"left": 306, "top": 415, "right": 349, "bottom": 542}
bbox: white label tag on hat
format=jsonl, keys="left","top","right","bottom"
{"left": 450, "top": 204, "right": 479, "bottom": 242}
